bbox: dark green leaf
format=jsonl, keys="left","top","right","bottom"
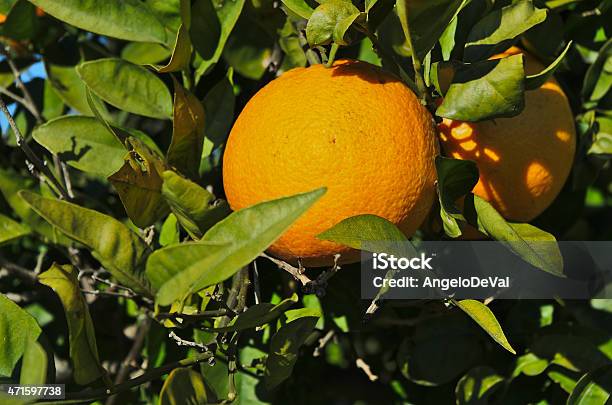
{"left": 436, "top": 54, "right": 525, "bottom": 121}
{"left": 191, "top": 0, "right": 245, "bottom": 82}
{"left": 567, "top": 364, "right": 612, "bottom": 405}
{"left": 38, "top": 264, "right": 106, "bottom": 385}
{"left": 525, "top": 41, "right": 572, "bottom": 90}
{"left": 207, "top": 294, "right": 298, "bottom": 332}
{"left": 109, "top": 137, "right": 170, "bottom": 228}
{"left": 399, "top": 0, "right": 466, "bottom": 61}
{"left": 158, "top": 24, "right": 192, "bottom": 73}
{"left": 160, "top": 368, "right": 209, "bottom": 405}
{"left": 456, "top": 300, "right": 516, "bottom": 354}
{"left": 77, "top": 58, "right": 173, "bottom": 119}
{"left": 201, "top": 73, "right": 235, "bottom": 172}
{"left": 155, "top": 188, "right": 325, "bottom": 305}
{"left": 3, "top": 0, "right": 39, "bottom": 41}
{"left": 29, "top": 0, "right": 167, "bottom": 43}
{"left": 161, "top": 171, "right": 230, "bottom": 239}
{"left": 464, "top": 0, "right": 547, "bottom": 62}
{"left": 0, "top": 294, "right": 41, "bottom": 377}
{"left": 264, "top": 316, "right": 319, "bottom": 389}
{"left": 19, "top": 191, "right": 152, "bottom": 295}
{"left": 167, "top": 82, "right": 205, "bottom": 179}
{"left": 582, "top": 39, "right": 612, "bottom": 109}
{"left": 435, "top": 156, "right": 479, "bottom": 238}
{"left": 455, "top": 366, "right": 505, "bottom": 405}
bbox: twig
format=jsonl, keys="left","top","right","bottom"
{"left": 260, "top": 252, "right": 312, "bottom": 286}
{"left": 40, "top": 351, "right": 215, "bottom": 404}
{"left": 1, "top": 48, "right": 42, "bottom": 124}
{"left": 0, "top": 97, "right": 70, "bottom": 199}
{"left": 235, "top": 268, "right": 250, "bottom": 314}
{"left": 252, "top": 261, "right": 261, "bottom": 305}
{"left": 0, "top": 258, "right": 38, "bottom": 284}
{"left": 169, "top": 330, "right": 210, "bottom": 352}
{"left": 355, "top": 358, "right": 379, "bottom": 382}
{"left": 313, "top": 330, "right": 335, "bottom": 357}
{"left": 105, "top": 317, "right": 151, "bottom": 405}
{"left": 156, "top": 308, "right": 233, "bottom": 321}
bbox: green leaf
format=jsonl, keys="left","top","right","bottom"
{"left": 200, "top": 73, "right": 235, "bottom": 172}
{"left": 436, "top": 54, "right": 525, "bottom": 122}
{"left": 455, "top": 366, "right": 505, "bottom": 405}
{"left": 464, "top": 195, "right": 564, "bottom": 277}
{"left": 512, "top": 353, "right": 549, "bottom": 378}
{"left": 160, "top": 368, "right": 209, "bottom": 405}
{"left": 435, "top": 156, "right": 479, "bottom": 238}
{"left": 0, "top": 213, "right": 30, "bottom": 246}
{"left": 19, "top": 341, "right": 48, "bottom": 385}
{"left": 582, "top": 39, "right": 612, "bottom": 109}
{"left": 456, "top": 299, "right": 516, "bottom": 355}
{"left": 280, "top": 0, "right": 313, "bottom": 19}
{"left": 399, "top": 0, "right": 466, "bottom": 61}
{"left": 3, "top": 0, "right": 39, "bottom": 41}
{"left": 109, "top": 137, "right": 170, "bottom": 228}
{"left": 159, "top": 214, "right": 180, "bottom": 247}
{"left": 167, "top": 81, "right": 205, "bottom": 180}
{"left": 19, "top": 191, "right": 152, "bottom": 296}
{"left": 589, "top": 116, "right": 612, "bottom": 156}
{"left": 43, "top": 78, "right": 65, "bottom": 121}
{"left": 33, "top": 115, "right": 161, "bottom": 177}
{"left": 397, "top": 314, "right": 484, "bottom": 386}
{"left": 29, "top": 0, "right": 167, "bottom": 43}
{"left": 77, "top": 58, "right": 173, "bottom": 119}
{"left": 121, "top": 42, "right": 172, "bottom": 65}
{"left": 306, "top": 0, "right": 361, "bottom": 46}
{"left": 158, "top": 24, "right": 192, "bottom": 73}
{"left": 464, "top": 0, "right": 547, "bottom": 62}
{"left": 45, "top": 63, "right": 93, "bottom": 115}
{"left": 38, "top": 264, "right": 106, "bottom": 385}
{"left": 264, "top": 316, "right": 319, "bottom": 389}
{"left": 155, "top": 188, "right": 325, "bottom": 306}
{"left": 317, "top": 214, "right": 411, "bottom": 256}
{"left": 531, "top": 334, "right": 611, "bottom": 373}
{"left": 146, "top": 241, "right": 228, "bottom": 291}
{"left": 525, "top": 41, "right": 572, "bottom": 90}
{"left": 207, "top": 294, "right": 298, "bottom": 332}
{"left": 223, "top": 16, "right": 275, "bottom": 80}
{"left": 567, "top": 365, "right": 612, "bottom": 405}
{"left": 0, "top": 169, "right": 71, "bottom": 245}
{"left": 33, "top": 116, "right": 124, "bottom": 177}
{"left": 161, "top": 171, "right": 230, "bottom": 239}
{"left": 192, "top": 0, "right": 245, "bottom": 82}
{"left": 0, "top": 294, "right": 41, "bottom": 377}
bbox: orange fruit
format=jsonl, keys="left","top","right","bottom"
{"left": 0, "top": 14, "right": 6, "bottom": 24}
{"left": 439, "top": 47, "right": 576, "bottom": 222}
{"left": 223, "top": 60, "right": 438, "bottom": 266}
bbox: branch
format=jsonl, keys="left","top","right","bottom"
{"left": 40, "top": 352, "right": 215, "bottom": 404}
{"left": 0, "top": 258, "right": 38, "bottom": 284}
{"left": 0, "top": 97, "right": 70, "bottom": 199}
{"left": 105, "top": 317, "right": 151, "bottom": 405}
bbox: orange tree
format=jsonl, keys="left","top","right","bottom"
{"left": 0, "top": 0, "right": 611, "bottom": 403}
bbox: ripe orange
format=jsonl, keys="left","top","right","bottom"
{"left": 223, "top": 60, "right": 438, "bottom": 266}
{"left": 439, "top": 47, "right": 576, "bottom": 223}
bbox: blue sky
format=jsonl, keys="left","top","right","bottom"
{"left": 1, "top": 60, "right": 46, "bottom": 132}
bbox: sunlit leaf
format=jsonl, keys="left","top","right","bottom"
{"left": 160, "top": 368, "right": 209, "bottom": 405}
{"left": 30, "top": 0, "right": 167, "bottom": 43}
{"left": 39, "top": 264, "right": 106, "bottom": 385}
{"left": 0, "top": 213, "right": 30, "bottom": 246}
{"left": 19, "top": 341, "right": 48, "bottom": 385}
{"left": 155, "top": 188, "right": 325, "bottom": 305}
{"left": 0, "top": 294, "right": 41, "bottom": 377}
{"left": 455, "top": 366, "right": 505, "bottom": 405}
{"left": 19, "top": 191, "right": 152, "bottom": 295}
{"left": 456, "top": 299, "right": 516, "bottom": 354}
{"left": 77, "top": 58, "right": 173, "bottom": 119}
{"left": 306, "top": 0, "right": 361, "bottom": 46}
